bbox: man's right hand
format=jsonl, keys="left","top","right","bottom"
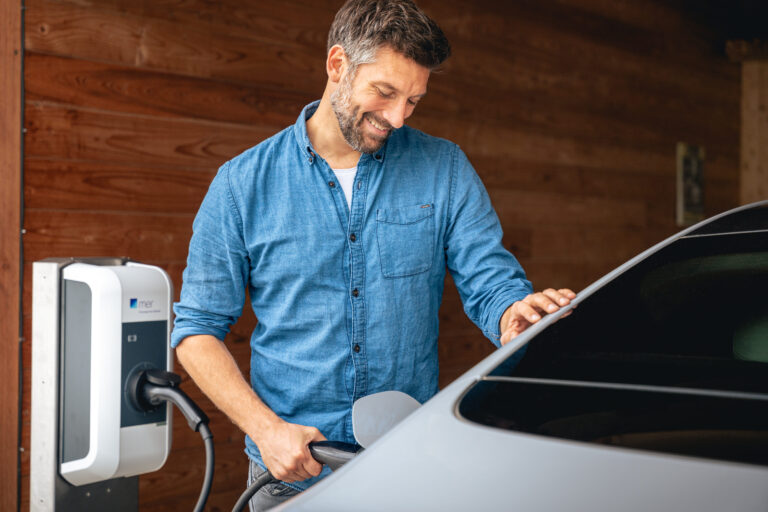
{"left": 257, "top": 420, "right": 327, "bottom": 482}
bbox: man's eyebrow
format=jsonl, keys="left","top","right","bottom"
{"left": 371, "top": 81, "right": 427, "bottom": 98}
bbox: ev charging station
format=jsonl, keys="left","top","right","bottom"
{"left": 30, "top": 258, "right": 174, "bottom": 511}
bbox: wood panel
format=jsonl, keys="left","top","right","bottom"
{"left": 25, "top": 102, "right": 267, "bottom": 169}
{"left": 25, "top": 0, "right": 330, "bottom": 92}
{"left": 23, "top": 210, "right": 193, "bottom": 263}
{"left": 18, "top": 0, "right": 743, "bottom": 508}
{"left": 0, "top": 0, "right": 22, "bottom": 509}
{"left": 25, "top": 159, "right": 214, "bottom": 213}
{"left": 740, "top": 60, "right": 768, "bottom": 203}
{"left": 25, "top": 52, "right": 311, "bottom": 127}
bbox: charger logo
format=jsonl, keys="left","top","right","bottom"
{"left": 129, "top": 298, "right": 155, "bottom": 310}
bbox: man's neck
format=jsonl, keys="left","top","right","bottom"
{"left": 306, "top": 94, "right": 361, "bottom": 169}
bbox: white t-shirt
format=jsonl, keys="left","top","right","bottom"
{"left": 332, "top": 166, "right": 357, "bottom": 209}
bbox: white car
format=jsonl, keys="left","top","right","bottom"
{"left": 276, "top": 200, "right": 768, "bottom": 511}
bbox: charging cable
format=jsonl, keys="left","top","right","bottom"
{"left": 129, "top": 369, "right": 214, "bottom": 512}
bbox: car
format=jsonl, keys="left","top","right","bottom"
{"left": 274, "top": 200, "right": 768, "bottom": 511}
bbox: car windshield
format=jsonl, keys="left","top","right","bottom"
{"left": 459, "top": 208, "right": 768, "bottom": 467}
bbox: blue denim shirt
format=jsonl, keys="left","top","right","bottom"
{"left": 172, "top": 101, "right": 532, "bottom": 490}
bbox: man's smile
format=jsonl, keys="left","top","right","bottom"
{"left": 364, "top": 114, "right": 391, "bottom": 137}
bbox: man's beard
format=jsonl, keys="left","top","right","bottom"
{"left": 331, "top": 72, "right": 393, "bottom": 154}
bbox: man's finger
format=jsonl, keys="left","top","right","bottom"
{"left": 303, "top": 451, "right": 323, "bottom": 477}
{"left": 527, "top": 292, "right": 561, "bottom": 313}
{"left": 542, "top": 288, "right": 571, "bottom": 307}
{"left": 282, "top": 458, "right": 312, "bottom": 482}
{"left": 514, "top": 301, "right": 542, "bottom": 323}
{"left": 302, "top": 427, "right": 326, "bottom": 477}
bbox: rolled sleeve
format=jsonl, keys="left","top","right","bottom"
{"left": 444, "top": 146, "right": 533, "bottom": 346}
{"left": 171, "top": 163, "right": 249, "bottom": 348}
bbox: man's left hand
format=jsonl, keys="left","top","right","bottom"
{"left": 500, "top": 288, "right": 576, "bottom": 346}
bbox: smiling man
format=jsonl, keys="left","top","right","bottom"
{"left": 172, "top": 1, "right": 574, "bottom": 510}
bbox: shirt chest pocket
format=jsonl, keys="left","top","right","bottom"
{"left": 376, "top": 204, "right": 435, "bottom": 278}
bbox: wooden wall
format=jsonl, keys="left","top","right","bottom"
{"left": 740, "top": 59, "right": 768, "bottom": 203}
{"left": 1, "top": 1, "right": 23, "bottom": 512}
{"left": 17, "top": 0, "right": 740, "bottom": 509}
{"left": 726, "top": 38, "right": 768, "bottom": 204}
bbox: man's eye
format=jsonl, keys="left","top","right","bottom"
{"left": 376, "top": 88, "right": 394, "bottom": 98}
{"left": 407, "top": 99, "right": 418, "bottom": 106}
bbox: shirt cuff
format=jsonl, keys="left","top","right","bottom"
{"left": 170, "top": 323, "right": 228, "bottom": 348}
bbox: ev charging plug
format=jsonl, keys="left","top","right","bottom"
{"left": 231, "top": 441, "right": 361, "bottom": 512}
{"left": 129, "top": 369, "right": 209, "bottom": 432}
{"left": 128, "top": 368, "right": 214, "bottom": 512}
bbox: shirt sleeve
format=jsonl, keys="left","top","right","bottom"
{"left": 171, "top": 162, "right": 249, "bottom": 347}
{"left": 444, "top": 145, "right": 533, "bottom": 347}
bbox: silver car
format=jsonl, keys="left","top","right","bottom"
{"left": 276, "top": 200, "right": 768, "bottom": 511}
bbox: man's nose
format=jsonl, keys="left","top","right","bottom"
{"left": 382, "top": 100, "right": 408, "bottom": 129}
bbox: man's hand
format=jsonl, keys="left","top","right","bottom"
{"left": 256, "top": 420, "right": 327, "bottom": 483}
{"left": 500, "top": 288, "right": 576, "bottom": 345}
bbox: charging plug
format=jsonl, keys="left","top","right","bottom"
{"left": 128, "top": 368, "right": 209, "bottom": 432}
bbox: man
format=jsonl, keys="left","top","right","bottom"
{"left": 172, "top": 0, "right": 575, "bottom": 509}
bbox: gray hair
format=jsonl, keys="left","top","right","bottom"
{"left": 327, "top": 0, "right": 451, "bottom": 72}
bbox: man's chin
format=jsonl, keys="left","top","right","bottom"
{"left": 359, "top": 133, "right": 390, "bottom": 154}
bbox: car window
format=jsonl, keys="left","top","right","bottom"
{"left": 687, "top": 203, "right": 768, "bottom": 236}
{"left": 458, "top": 227, "right": 768, "bottom": 467}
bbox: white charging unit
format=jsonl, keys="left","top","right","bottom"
{"left": 31, "top": 258, "right": 174, "bottom": 510}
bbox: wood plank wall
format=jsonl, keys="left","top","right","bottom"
{"left": 1, "top": 1, "right": 23, "bottom": 511}
{"left": 18, "top": 0, "right": 740, "bottom": 509}
{"left": 740, "top": 60, "right": 768, "bottom": 203}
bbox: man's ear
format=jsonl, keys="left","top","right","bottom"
{"left": 327, "top": 44, "right": 347, "bottom": 83}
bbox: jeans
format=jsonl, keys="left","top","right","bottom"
{"left": 247, "top": 459, "right": 300, "bottom": 511}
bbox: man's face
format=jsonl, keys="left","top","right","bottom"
{"left": 331, "top": 46, "right": 430, "bottom": 154}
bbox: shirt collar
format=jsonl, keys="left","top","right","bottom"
{"left": 292, "top": 101, "right": 388, "bottom": 165}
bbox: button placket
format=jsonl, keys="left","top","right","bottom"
{"left": 347, "top": 160, "right": 370, "bottom": 400}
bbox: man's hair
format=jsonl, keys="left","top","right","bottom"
{"left": 327, "top": 0, "right": 451, "bottom": 71}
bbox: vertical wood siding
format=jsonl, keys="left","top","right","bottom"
{"left": 19, "top": 0, "right": 740, "bottom": 508}
{"left": 740, "top": 61, "right": 768, "bottom": 203}
{"left": 1, "top": 1, "right": 22, "bottom": 511}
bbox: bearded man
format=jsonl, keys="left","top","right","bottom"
{"left": 171, "top": 1, "right": 574, "bottom": 509}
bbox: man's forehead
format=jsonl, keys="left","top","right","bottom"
{"left": 355, "top": 48, "right": 431, "bottom": 96}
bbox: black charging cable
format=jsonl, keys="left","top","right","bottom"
{"left": 129, "top": 369, "right": 214, "bottom": 512}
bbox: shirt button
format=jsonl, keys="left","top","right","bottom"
{"left": 352, "top": 288, "right": 359, "bottom": 297}
{"left": 329, "top": 181, "right": 336, "bottom": 188}
{"left": 349, "top": 233, "right": 356, "bottom": 242}
{"left": 353, "top": 344, "right": 361, "bottom": 353}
